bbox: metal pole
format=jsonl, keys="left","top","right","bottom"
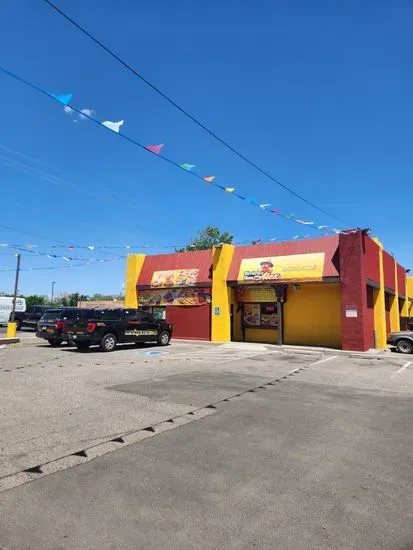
{"left": 10, "top": 254, "right": 21, "bottom": 322}
{"left": 51, "top": 281, "right": 56, "bottom": 303}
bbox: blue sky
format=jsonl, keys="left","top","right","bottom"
{"left": 0, "top": 0, "right": 412, "bottom": 296}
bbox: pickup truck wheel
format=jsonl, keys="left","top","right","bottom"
{"left": 76, "top": 342, "right": 90, "bottom": 351}
{"left": 396, "top": 339, "right": 413, "bottom": 354}
{"left": 100, "top": 333, "right": 117, "bottom": 352}
{"left": 157, "top": 331, "right": 170, "bottom": 346}
{"left": 48, "top": 339, "right": 62, "bottom": 347}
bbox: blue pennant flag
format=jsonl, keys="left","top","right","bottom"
{"left": 50, "top": 93, "right": 73, "bottom": 106}
{"left": 180, "top": 163, "right": 196, "bottom": 171}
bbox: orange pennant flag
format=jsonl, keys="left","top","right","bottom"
{"left": 203, "top": 176, "right": 216, "bottom": 183}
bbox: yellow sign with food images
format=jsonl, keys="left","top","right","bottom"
{"left": 138, "top": 288, "right": 211, "bottom": 307}
{"left": 238, "top": 253, "right": 325, "bottom": 283}
{"left": 151, "top": 269, "right": 199, "bottom": 288}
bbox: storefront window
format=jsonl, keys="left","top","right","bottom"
{"left": 242, "top": 303, "right": 279, "bottom": 329}
{"left": 149, "top": 307, "right": 166, "bottom": 320}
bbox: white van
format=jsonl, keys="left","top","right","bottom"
{"left": 0, "top": 297, "right": 26, "bottom": 326}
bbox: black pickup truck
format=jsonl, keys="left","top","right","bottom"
{"left": 12, "top": 305, "right": 55, "bottom": 331}
{"left": 62, "top": 308, "right": 172, "bottom": 351}
{"left": 36, "top": 308, "right": 85, "bottom": 346}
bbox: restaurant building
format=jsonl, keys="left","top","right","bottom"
{"left": 125, "top": 230, "right": 413, "bottom": 351}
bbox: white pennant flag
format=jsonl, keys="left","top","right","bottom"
{"left": 102, "top": 120, "right": 124, "bottom": 133}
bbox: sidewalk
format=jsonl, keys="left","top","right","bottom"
{"left": 0, "top": 337, "right": 20, "bottom": 345}
{"left": 174, "top": 339, "right": 392, "bottom": 358}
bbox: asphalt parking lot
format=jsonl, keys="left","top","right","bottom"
{"left": 1, "top": 340, "right": 413, "bottom": 549}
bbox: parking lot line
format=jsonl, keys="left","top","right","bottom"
{"left": 309, "top": 355, "right": 338, "bottom": 366}
{"left": 392, "top": 361, "right": 412, "bottom": 377}
{"left": 213, "top": 352, "right": 273, "bottom": 365}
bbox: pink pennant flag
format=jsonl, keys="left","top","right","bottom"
{"left": 145, "top": 144, "right": 164, "bottom": 155}
{"left": 203, "top": 176, "right": 216, "bottom": 183}
{"left": 271, "top": 209, "right": 280, "bottom": 215}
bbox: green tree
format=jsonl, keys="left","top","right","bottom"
{"left": 54, "top": 293, "right": 89, "bottom": 307}
{"left": 22, "top": 295, "right": 49, "bottom": 307}
{"left": 177, "top": 226, "right": 234, "bottom": 252}
{"left": 89, "top": 293, "right": 122, "bottom": 301}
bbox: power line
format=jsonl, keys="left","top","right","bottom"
{"left": 0, "top": 66, "right": 343, "bottom": 235}
{"left": 41, "top": 0, "right": 352, "bottom": 227}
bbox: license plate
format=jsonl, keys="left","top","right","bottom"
{"left": 47, "top": 329, "right": 54, "bottom": 333}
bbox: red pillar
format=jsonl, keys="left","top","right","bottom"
{"left": 339, "top": 231, "right": 372, "bottom": 351}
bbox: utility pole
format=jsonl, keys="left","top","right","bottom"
{"left": 10, "top": 254, "right": 21, "bottom": 323}
{"left": 51, "top": 281, "right": 56, "bottom": 304}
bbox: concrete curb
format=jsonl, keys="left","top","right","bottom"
{"left": 0, "top": 338, "right": 20, "bottom": 345}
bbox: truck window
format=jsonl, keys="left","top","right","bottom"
{"left": 124, "top": 309, "right": 139, "bottom": 321}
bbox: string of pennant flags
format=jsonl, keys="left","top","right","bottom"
{"left": 0, "top": 260, "right": 121, "bottom": 273}
{"left": 0, "top": 229, "right": 360, "bottom": 261}
{"left": 0, "top": 229, "right": 360, "bottom": 274}
{"left": 0, "top": 67, "right": 358, "bottom": 236}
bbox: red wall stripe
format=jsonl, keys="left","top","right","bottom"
{"left": 382, "top": 251, "right": 396, "bottom": 291}
{"left": 138, "top": 250, "right": 213, "bottom": 287}
{"left": 166, "top": 305, "right": 211, "bottom": 340}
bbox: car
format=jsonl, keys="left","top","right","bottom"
{"left": 13, "top": 305, "right": 55, "bottom": 331}
{"left": 36, "top": 308, "right": 85, "bottom": 347}
{"left": 62, "top": 308, "right": 173, "bottom": 352}
{"left": 387, "top": 331, "right": 413, "bottom": 354}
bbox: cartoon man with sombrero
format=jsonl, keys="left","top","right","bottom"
{"left": 260, "top": 260, "right": 274, "bottom": 274}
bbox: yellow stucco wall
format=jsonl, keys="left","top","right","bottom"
{"left": 407, "top": 277, "right": 413, "bottom": 319}
{"left": 244, "top": 328, "right": 279, "bottom": 344}
{"left": 125, "top": 254, "right": 146, "bottom": 308}
{"left": 211, "top": 244, "right": 234, "bottom": 342}
{"left": 408, "top": 277, "right": 413, "bottom": 300}
{"left": 372, "top": 239, "right": 386, "bottom": 348}
{"left": 283, "top": 283, "right": 341, "bottom": 348}
{"left": 231, "top": 289, "right": 244, "bottom": 342}
{"left": 390, "top": 260, "right": 400, "bottom": 332}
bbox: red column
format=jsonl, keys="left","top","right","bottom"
{"left": 339, "top": 231, "right": 372, "bottom": 351}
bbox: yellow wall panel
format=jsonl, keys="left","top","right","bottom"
{"left": 211, "top": 244, "right": 234, "bottom": 342}
{"left": 244, "top": 328, "right": 279, "bottom": 344}
{"left": 125, "top": 254, "right": 146, "bottom": 308}
{"left": 283, "top": 283, "right": 341, "bottom": 348}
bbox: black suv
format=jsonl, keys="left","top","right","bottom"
{"left": 62, "top": 308, "right": 172, "bottom": 352}
{"left": 13, "top": 305, "right": 55, "bottom": 331}
{"left": 36, "top": 308, "right": 85, "bottom": 347}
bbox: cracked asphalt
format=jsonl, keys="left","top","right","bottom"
{"left": 0, "top": 341, "right": 412, "bottom": 549}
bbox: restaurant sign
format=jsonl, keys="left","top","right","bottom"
{"left": 151, "top": 269, "right": 199, "bottom": 288}
{"left": 237, "top": 253, "right": 325, "bottom": 283}
{"left": 139, "top": 288, "right": 211, "bottom": 307}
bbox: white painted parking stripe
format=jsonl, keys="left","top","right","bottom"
{"left": 309, "top": 355, "right": 338, "bottom": 366}
{"left": 212, "top": 352, "right": 272, "bottom": 365}
{"left": 392, "top": 361, "right": 412, "bottom": 377}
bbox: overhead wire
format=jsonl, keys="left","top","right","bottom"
{"left": 0, "top": 66, "right": 348, "bottom": 236}
{"left": 41, "top": 0, "right": 353, "bottom": 227}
